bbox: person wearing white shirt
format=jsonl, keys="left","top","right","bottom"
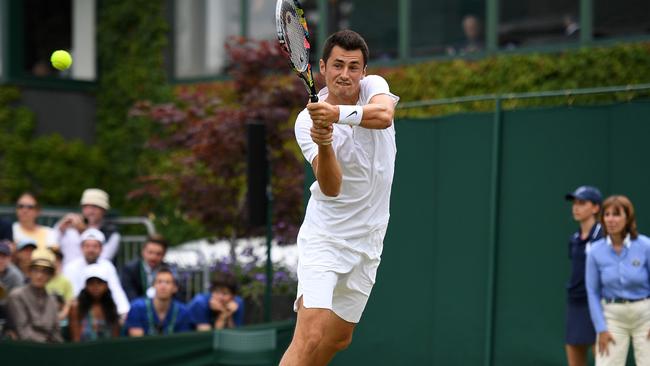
{"left": 63, "top": 228, "right": 129, "bottom": 316}
{"left": 280, "top": 30, "right": 399, "bottom": 366}
{"left": 12, "top": 192, "right": 57, "bottom": 250}
{"left": 55, "top": 188, "right": 121, "bottom": 266}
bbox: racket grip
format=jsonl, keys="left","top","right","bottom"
{"left": 310, "top": 94, "right": 319, "bottom": 103}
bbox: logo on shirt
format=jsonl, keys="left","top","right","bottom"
{"left": 632, "top": 259, "right": 641, "bottom": 267}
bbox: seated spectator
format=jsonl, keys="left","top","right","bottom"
{"left": 46, "top": 248, "right": 74, "bottom": 325}
{"left": 121, "top": 234, "right": 170, "bottom": 301}
{"left": 447, "top": 15, "right": 485, "bottom": 55}
{"left": 7, "top": 249, "right": 63, "bottom": 342}
{"left": 125, "top": 267, "right": 192, "bottom": 336}
{"left": 0, "top": 240, "right": 24, "bottom": 327}
{"left": 55, "top": 189, "right": 121, "bottom": 266}
{"left": 13, "top": 239, "right": 37, "bottom": 279}
{"left": 63, "top": 229, "right": 130, "bottom": 317}
{"left": 12, "top": 192, "right": 57, "bottom": 250}
{"left": 189, "top": 274, "right": 244, "bottom": 330}
{"left": 69, "top": 264, "right": 120, "bottom": 341}
{"left": 0, "top": 218, "right": 11, "bottom": 241}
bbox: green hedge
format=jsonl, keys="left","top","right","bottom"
{"left": 380, "top": 42, "right": 650, "bottom": 117}
{"left": 0, "top": 87, "right": 106, "bottom": 205}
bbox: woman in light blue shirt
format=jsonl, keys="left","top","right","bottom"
{"left": 586, "top": 195, "right": 650, "bottom": 366}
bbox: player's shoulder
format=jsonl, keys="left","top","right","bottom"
{"left": 295, "top": 108, "right": 312, "bottom": 129}
{"left": 361, "top": 74, "right": 389, "bottom": 87}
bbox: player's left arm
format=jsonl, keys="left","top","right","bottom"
{"left": 357, "top": 94, "right": 395, "bottom": 129}
{"left": 308, "top": 96, "right": 395, "bottom": 130}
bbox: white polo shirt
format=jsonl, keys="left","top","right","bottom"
{"left": 295, "top": 75, "right": 399, "bottom": 240}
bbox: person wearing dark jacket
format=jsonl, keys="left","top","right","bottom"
{"left": 121, "top": 234, "right": 170, "bottom": 301}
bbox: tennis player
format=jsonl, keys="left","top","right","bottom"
{"left": 280, "top": 30, "right": 399, "bottom": 366}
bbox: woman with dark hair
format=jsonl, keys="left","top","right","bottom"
{"left": 586, "top": 195, "right": 650, "bottom": 366}
{"left": 68, "top": 264, "right": 120, "bottom": 341}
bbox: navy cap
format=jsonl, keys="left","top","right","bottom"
{"left": 565, "top": 186, "right": 602, "bottom": 204}
{"left": 0, "top": 240, "right": 10, "bottom": 256}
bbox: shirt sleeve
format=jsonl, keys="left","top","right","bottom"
{"left": 361, "top": 75, "right": 399, "bottom": 106}
{"left": 294, "top": 109, "right": 318, "bottom": 165}
{"left": 175, "top": 305, "right": 194, "bottom": 333}
{"left": 585, "top": 249, "right": 607, "bottom": 333}
{"left": 104, "top": 262, "right": 131, "bottom": 315}
{"left": 233, "top": 296, "right": 245, "bottom": 327}
{"left": 7, "top": 292, "right": 37, "bottom": 341}
{"left": 125, "top": 299, "right": 146, "bottom": 331}
{"left": 100, "top": 232, "right": 121, "bottom": 262}
{"left": 188, "top": 294, "right": 210, "bottom": 326}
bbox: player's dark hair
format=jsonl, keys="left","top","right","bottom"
{"left": 322, "top": 29, "right": 369, "bottom": 66}
{"left": 210, "top": 273, "right": 238, "bottom": 295}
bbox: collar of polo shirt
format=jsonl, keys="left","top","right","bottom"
{"left": 606, "top": 233, "right": 631, "bottom": 248}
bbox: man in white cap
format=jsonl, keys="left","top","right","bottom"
{"left": 63, "top": 228, "right": 130, "bottom": 317}
{"left": 55, "top": 188, "right": 121, "bottom": 266}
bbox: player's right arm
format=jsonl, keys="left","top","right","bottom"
{"left": 295, "top": 109, "right": 342, "bottom": 198}
{"left": 311, "top": 124, "right": 342, "bottom": 197}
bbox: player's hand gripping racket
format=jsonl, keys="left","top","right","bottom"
{"left": 275, "top": 0, "right": 318, "bottom": 103}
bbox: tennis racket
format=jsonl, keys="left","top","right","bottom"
{"left": 275, "top": 0, "right": 318, "bottom": 103}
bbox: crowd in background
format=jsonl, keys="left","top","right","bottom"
{"left": 0, "top": 189, "right": 244, "bottom": 343}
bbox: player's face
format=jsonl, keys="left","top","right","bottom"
{"left": 572, "top": 199, "right": 598, "bottom": 222}
{"left": 603, "top": 205, "right": 627, "bottom": 237}
{"left": 320, "top": 46, "right": 366, "bottom": 103}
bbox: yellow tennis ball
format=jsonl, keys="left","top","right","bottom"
{"left": 50, "top": 50, "right": 72, "bottom": 71}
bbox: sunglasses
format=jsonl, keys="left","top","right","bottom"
{"left": 16, "top": 204, "right": 37, "bottom": 210}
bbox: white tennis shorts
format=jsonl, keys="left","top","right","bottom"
{"left": 294, "top": 223, "right": 385, "bottom": 323}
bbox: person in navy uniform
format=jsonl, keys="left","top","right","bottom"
{"left": 564, "top": 185, "right": 603, "bottom": 366}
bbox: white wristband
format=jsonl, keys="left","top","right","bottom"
{"left": 337, "top": 105, "right": 363, "bottom": 126}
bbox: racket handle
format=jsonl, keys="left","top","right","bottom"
{"left": 310, "top": 94, "right": 318, "bottom": 103}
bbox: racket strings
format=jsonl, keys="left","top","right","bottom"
{"left": 279, "top": 1, "right": 310, "bottom": 71}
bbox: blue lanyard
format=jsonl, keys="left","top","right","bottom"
{"left": 145, "top": 299, "right": 178, "bottom": 335}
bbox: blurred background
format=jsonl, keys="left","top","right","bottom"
{"left": 0, "top": 0, "right": 650, "bottom": 365}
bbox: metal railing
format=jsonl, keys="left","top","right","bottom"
{"left": 0, "top": 206, "right": 209, "bottom": 301}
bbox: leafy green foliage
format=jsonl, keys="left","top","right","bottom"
{"left": 131, "top": 38, "right": 309, "bottom": 243}
{"left": 381, "top": 43, "right": 650, "bottom": 117}
{"left": 96, "top": 0, "right": 171, "bottom": 211}
{"left": 0, "top": 87, "right": 106, "bottom": 205}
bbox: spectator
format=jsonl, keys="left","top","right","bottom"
{"left": 63, "top": 229, "right": 130, "bottom": 317}
{"left": 564, "top": 14, "right": 580, "bottom": 38}
{"left": 121, "top": 234, "right": 170, "bottom": 301}
{"left": 0, "top": 240, "right": 24, "bottom": 327}
{"left": 564, "top": 186, "right": 603, "bottom": 366}
{"left": 12, "top": 192, "right": 57, "bottom": 250}
{"left": 68, "top": 264, "right": 120, "bottom": 341}
{"left": 13, "top": 239, "right": 37, "bottom": 279}
{"left": 7, "top": 249, "right": 63, "bottom": 342}
{"left": 0, "top": 218, "right": 12, "bottom": 241}
{"left": 447, "top": 15, "right": 485, "bottom": 55}
{"left": 46, "top": 248, "right": 74, "bottom": 325}
{"left": 55, "top": 188, "right": 121, "bottom": 266}
{"left": 125, "top": 267, "right": 192, "bottom": 336}
{"left": 586, "top": 195, "right": 650, "bottom": 365}
{"left": 189, "top": 273, "right": 244, "bottom": 330}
